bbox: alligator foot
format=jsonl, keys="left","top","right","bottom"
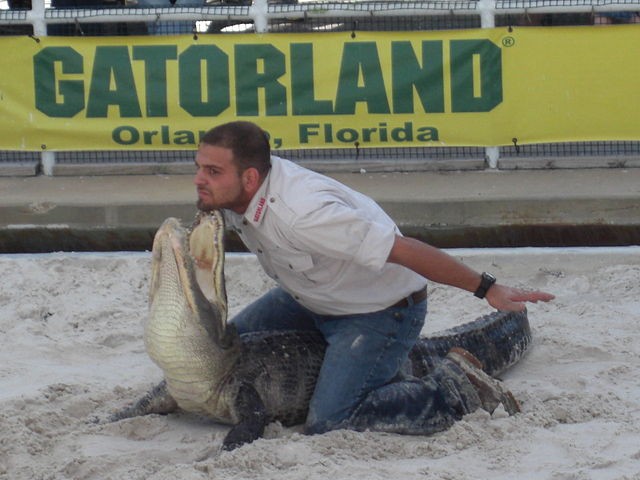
{"left": 108, "top": 380, "right": 179, "bottom": 422}
{"left": 222, "top": 383, "right": 268, "bottom": 451}
{"left": 447, "top": 348, "right": 521, "bottom": 415}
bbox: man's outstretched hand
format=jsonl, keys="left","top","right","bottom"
{"left": 486, "top": 284, "right": 555, "bottom": 312}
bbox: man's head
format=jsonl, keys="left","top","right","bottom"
{"left": 194, "top": 121, "right": 272, "bottom": 214}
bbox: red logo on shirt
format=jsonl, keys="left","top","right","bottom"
{"left": 253, "top": 197, "right": 266, "bottom": 222}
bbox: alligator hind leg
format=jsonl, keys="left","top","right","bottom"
{"left": 109, "top": 380, "right": 179, "bottom": 422}
{"left": 346, "top": 363, "right": 481, "bottom": 435}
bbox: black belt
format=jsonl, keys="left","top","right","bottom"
{"left": 390, "top": 286, "right": 428, "bottom": 308}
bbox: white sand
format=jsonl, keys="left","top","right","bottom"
{"left": 1, "top": 247, "right": 639, "bottom": 480}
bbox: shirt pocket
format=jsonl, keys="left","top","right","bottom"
{"left": 269, "top": 248, "right": 314, "bottom": 273}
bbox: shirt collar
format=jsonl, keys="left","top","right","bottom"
{"left": 243, "top": 168, "right": 271, "bottom": 227}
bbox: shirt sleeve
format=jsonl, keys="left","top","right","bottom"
{"left": 287, "top": 197, "right": 398, "bottom": 271}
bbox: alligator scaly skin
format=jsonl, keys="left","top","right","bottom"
{"left": 231, "top": 309, "right": 531, "bottom": 428}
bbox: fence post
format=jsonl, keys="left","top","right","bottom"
{"left": 40, "top": 151, "right": 55, "bottom": 176}
{"left": 27, "top": 0, "right": 47, "bottom": 37}
{"left": 478, "top": 0, "right": 500, "bottom": 168}
{"left": 251, "top": 0, "right": 269, "bottom": 33}
{"left": 485, "top": 146, "right": 499, "bottom": 169}
{"left": 27, "top": 0, "right": 57, "bottom": 175}
{"left": 478, "top": 0, "right": 496, "bottom": 28}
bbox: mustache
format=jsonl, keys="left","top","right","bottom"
{"left": 197, "top": 187, "right": 212, "bottom": 195}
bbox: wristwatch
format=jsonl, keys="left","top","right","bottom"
{"left": 474, "top": 272, "right": 496, "bottom": 299}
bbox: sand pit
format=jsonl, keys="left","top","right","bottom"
{"left": 1, "top": 247, "right": 639, "bottom": 480}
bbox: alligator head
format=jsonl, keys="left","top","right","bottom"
{"left": 145, "top": 211, "right": 241, "bottom": 418}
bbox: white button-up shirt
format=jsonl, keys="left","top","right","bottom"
{"left": 224, "top": 156, "right": 426, "bottom": 315}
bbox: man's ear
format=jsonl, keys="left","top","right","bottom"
{"left": 241, "top": 167, "right": 261, "bottom": 192}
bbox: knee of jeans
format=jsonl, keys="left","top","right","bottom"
{"left": 304, "top": 403, "right": 352, "bottom": 435}
{"left": 304, "top": 419, "right": 327, "bottom": 435}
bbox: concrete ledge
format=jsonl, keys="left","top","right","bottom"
{"left": 498, "top": 155, "right": 640, "bottom": 170}
{"left": 0, "top": 162, "right": 38, "bottom": 177}
{"left": 1, "top": 168, "right": 639, "bottom": 252}
{"left": 51, "top": 162, "right": 196, "bottom": 176}
{"left": 19, "top": 156, "right": 640, "bottom": 177}
{"left": 295, "top": 158, "right": 486, "bottom": 173}
{"left": 2, "top": 223, "right": 639, "bottom": 254}
{"left": 49, "top": 158, "right": 487, "bottom": 176}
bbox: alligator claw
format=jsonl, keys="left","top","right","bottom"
{"left": 447, "top": 347, "right": 521, "bottom": 415}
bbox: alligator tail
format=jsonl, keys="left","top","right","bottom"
{"left": 410, "top": 310, "right": 532, "bottom": 378}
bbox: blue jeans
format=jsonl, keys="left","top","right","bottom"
{"left": 231, "top": 287, "right": 478, "bottom": 435}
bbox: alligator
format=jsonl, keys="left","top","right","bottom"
{"left": 110, "top": 211, "right": 532, "bottom": 450}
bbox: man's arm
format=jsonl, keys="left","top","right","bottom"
{"left": 387, "top": 235, "right": 554, "bottom": 312}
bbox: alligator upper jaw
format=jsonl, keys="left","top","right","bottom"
{"left": 189, "top": 210, "right": 227, "bottom": 316}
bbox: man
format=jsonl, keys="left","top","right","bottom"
{"left": 194, "top": 121, "right": 554, "bottom": 436}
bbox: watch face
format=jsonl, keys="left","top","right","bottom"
{"left": 484, "top": 272, "right": 496, "bottom": 282}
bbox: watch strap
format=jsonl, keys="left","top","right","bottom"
{"left": 474, "top": 272, "right": 496, "bottom": 299}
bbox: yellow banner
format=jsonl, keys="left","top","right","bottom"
{"left": 0, "top": 26, "right": 639, "bottom": 151}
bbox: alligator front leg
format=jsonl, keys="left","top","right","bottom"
{"left": 222, "top": 383, "right": 269, "bottom": 451}
{"left": 109, "top": 380, "right": 179, "bottom": 422}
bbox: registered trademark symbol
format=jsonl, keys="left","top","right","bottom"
{"left": 502, "top": 36, "right": 515, "bottom": 47}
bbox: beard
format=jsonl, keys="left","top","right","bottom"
{"left": 197, "top": 198, "right": 213, "bottom": 211}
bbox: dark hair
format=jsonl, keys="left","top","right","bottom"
{"left": 200, "top": 121, "right": 271, "bottom": 176}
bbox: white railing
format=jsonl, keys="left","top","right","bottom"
{"left": 3, "top": 0, "right": 640, "bottom": 33}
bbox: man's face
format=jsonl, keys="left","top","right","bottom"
{"left": 194, "top": 144, "right": 250, "bottom": 214}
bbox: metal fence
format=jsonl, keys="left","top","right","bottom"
{"left": 1, "top": 0, "right": 640, "bottom": 175}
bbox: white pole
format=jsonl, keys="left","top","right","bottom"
{"left": 41, "top": 151, "right": 56, "bottom": 176}
{"left": 478, "top": 0, "right": 500, "bottom": 168}
{"left": 26, "top": 0, "right": 56, "bottom": 175}
{"left": 26, "top": 0, "right": 48, "bottom": 36}
{"left": 478, "top": 0, "right": 496, "bottom": 28}
{"left": 485, "top": 146, "right": 499, "bottom": 169}
{"left": 250, "top": 0, "right": 269, "bottom": 34}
